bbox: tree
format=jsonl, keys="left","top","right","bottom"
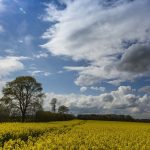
{"left": 0, "top": 103, "right": 10, "bottom": 121}
{"left": 1, "top": 76, "right": 45, "bottom": 122}
{"left": 58, "top": 105, "right": 69, "bottom": 114}
{"left": 50, "top": 98, "right": 57, "bottom": 113}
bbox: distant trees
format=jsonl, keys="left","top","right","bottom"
{"left": 36, "top": 111, "right": 75, "bottom": 122}
{"left": 1, "top": 76, "right": 44, "bottom": 122}
{"left": 50, "top": 98, "right": 69, "bottom": 114}
{"left": 50, "top": 98, "right": 57, "bottom": 113}
{"left": 77, "top": 114, "right": 134, "bottom": 121}
{"left": 58, "top": 105, "right": 69, "bottom": 114}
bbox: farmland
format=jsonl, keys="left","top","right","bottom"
{"left": 0, "top": 120, "right": 150, "bottom": 150}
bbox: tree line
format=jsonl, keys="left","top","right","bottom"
{"left": 0, "top": 76, "right": 73, "bottom": 122}
{"left": 0, "top": 76, "right": 149, "bottom": 123}
{"left": 77, "top": 114, "right": 134, "bottom": 122}
{"left": 77, "top": 114, "right": 150, "bottom": 123}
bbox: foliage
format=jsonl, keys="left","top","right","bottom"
{"left": 0, "top": 104, "right": 10, "bottom": 122}
{"left": 77, "top": 114, "right": 134, "bottom": 121}
{"left": 1, "top": 76, "right": 44, "bottom": 122}
{"left": 35, "top": 111, "right": 75, "bottom": 122}
{"left": 58, "top": 105, "right": 69, "bottom": 114}
{"left": 50, "top": 98, "right": 57, "bottom": 113}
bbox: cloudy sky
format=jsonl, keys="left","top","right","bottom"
{"left": 0, "top": 0, "right": 150, "bottom": 118}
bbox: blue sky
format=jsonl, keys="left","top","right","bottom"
{"left": 0, "top": 0, "right": 81, "bottom": 93}
{"left": 0, "top": 0, "right": 150, "bottom": 118}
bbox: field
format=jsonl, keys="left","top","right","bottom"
{"left": 0, "top": 120, "right": 150, "bottom": 150}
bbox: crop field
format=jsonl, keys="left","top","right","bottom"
{"left": 0, "top": 120, "right": 150, "bottom": 150}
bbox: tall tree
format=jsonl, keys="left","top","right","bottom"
{"left": 1, "top": 76, "right": 44, "bottom": 122}
{"left": 50, "top": 98, "right": 57, "bottom": 112}
{"left": 58, "top": 105, "right": 69, "bottom": 114}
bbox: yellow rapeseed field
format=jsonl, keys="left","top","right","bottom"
{"left": 0, "top": 120, "right": 150, "bottom": 150}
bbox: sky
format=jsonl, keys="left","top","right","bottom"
{"left": 0, "top": 0, "right": 150, "bottom": 118}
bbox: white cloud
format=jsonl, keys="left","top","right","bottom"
{"left": 0, "top": 56, "right": 27, "bottom": 78}
{"left": 28, "top": 70, "right": 51, "bottom": 77}
{"left": 42, "top": 0, "right": 150, "bottom": 87}
{"left": 33, "top": 51, "right": 49, "bottom": 59}
{"left": 45, "top": 86, "right": 150, "bottom": 118}
{"left": 90, "top": 86, "right": 105, "bottom": 92}
{"left": 0, "top": 55, "right": 30, "bottom": 96}
{"left": 80, "top": 87, "right": 87, "bottom": 93}
{"left": 80, "top": 86, "right": 106, "bottom": 93}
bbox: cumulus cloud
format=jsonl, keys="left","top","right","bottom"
{"left": 80, "top": 87, "right": 87, "bottom": 93}
{"left": 137, "top": 94, "right": 150, "bottom": 115}
{"left": 0, "top": 56, "right": 27, "bottom": 97}
{"left": 100, "top": 93, "right": 114, "bottom": 102}
{"left": 0, "top": 56, "right": 28, "bottom": 78}
{"left": 42, "top": 0, "right": 150, "bottom": 87}
{"left": 45, "top": 86, "right": 150, "bottom": 118}
{"left": 80, "top": 86, "right": 106, "bottom": 93}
